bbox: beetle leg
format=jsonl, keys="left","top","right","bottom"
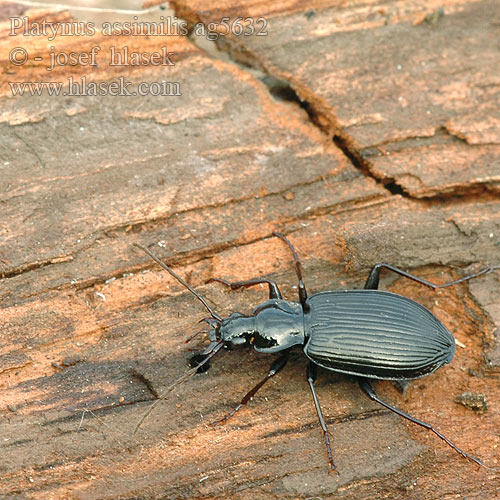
{"left": 273, "top": 231, "right": 309, "bottom": 311}
{"left": 307, "top": 362, "right": 336, "bottom": 472}
{"left": 365, "top": 262, "right": 500, "bottom": 290}
{"left": 358, "top": 378, "right": 486, "bottom": 468}
{"left": 211, "top": 353, "right": 288, "bottom": 426}
{"left": 392, "top": 379, "right": 412, "bottom": 395}
{"left": 207, "top": 277, "right": 283, "bottom": 299}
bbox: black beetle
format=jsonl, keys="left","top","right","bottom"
{"left": 134, "top": 233, "right": 498, "bottom": 471}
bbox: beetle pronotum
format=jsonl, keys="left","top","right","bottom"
{"left": 133, "top": 233, "right": 499, "bottom": 471}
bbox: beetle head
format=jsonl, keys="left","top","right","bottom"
{"left": 218, "top": 312, "right": 256, "bottom": 348}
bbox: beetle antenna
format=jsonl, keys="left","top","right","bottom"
{"left": 133, "top": 340, "right": 224, "bottom": 434}
{"left": 134, "top": 243, "right": 222, "bottom": 321}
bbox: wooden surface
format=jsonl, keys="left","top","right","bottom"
{"left": 1, "top": 1, "right": 500, "bottom": 498}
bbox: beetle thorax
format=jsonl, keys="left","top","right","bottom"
{"left": 219, "top": 300, "right": 305, "bottom": 353}
{"left": 253, "top": 300, "right": 305, "bottom": 353}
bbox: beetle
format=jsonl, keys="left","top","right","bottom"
{"left": 133, "top": 232, "right": 498, "bottom": 471}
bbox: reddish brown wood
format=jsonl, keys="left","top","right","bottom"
{"left": 169, "top": 0, "right": 500, "bottom": 198}
{"left": 1, "top": 2, "right": 499, "bottom": 499}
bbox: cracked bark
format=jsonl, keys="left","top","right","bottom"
{"left": 182, "top": 0, "right": 500, "bottom": 200}
{"left": 1, "top": 2, "right": 500, "bottom": 499}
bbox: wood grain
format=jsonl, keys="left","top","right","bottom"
{"left": 1, "top": 2, "right": 499, "bottom": 498}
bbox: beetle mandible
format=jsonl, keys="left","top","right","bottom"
{"left": 134, "top": 232, "right": 499, "bottom": 471}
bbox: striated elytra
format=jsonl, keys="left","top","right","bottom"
{"left": 304, "top": 290, "right": 455, "bottom": 380}
{"left": 134, "top": 233, "right": 499, "bottom": 472}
